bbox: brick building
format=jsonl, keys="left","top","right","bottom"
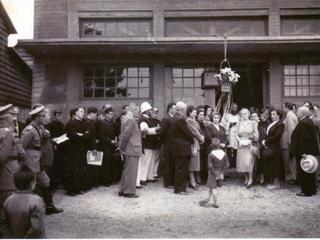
{"left": 0, "top": 1, "right": 32, "bottom": 115}
{"left": 18, "top": 0, "right": 320, "bottom": 118}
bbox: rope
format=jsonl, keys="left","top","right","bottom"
{"left": 223, "top": 35, "right": 227, "bottom": 61}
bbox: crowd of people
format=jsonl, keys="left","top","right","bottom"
{"left": 0, "top": 99, "right": 319, "bottom": 237}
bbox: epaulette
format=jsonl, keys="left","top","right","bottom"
{"left": 25, "top": 125, "right": 33, "bottom": 131}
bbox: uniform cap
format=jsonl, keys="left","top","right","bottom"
{"left": 28, "top": 105, "right": 45, "bottom": 116}
{"left": 140, "top": 102, "right": 152, "bottom": 113}
{"left": 0, "top": 104, "right": 13, "bottom": 115}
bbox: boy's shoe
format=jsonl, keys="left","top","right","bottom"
{"left": 46, "top": 206, "right": 63, "bottom": 215}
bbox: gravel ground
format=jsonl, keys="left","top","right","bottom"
{"left": 45, "top": 177, "right": 320, "bottom": 238}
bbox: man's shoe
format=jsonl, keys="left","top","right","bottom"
{"left": 146, "top": 179, "right": 158, "bottom": 183}
{"left": 164, "top": 185, "right": 174, "bottom": 189}
{"left": 175, "top": 191, "right": 189, "bottom": 195}
{"left": 123, "top": 193, "right": 139, "bottom": 198}
{"left": 296, "top": 192, "right": 312, "bottom": 197}
{"left": 136, "top": 185, "right": 143, "bottom": 189}
{"left": 46, "top": 206, "right": 63, "bottom": 215}
{"left": 118, "top": 191, "right": 124, "bottom": 196}
{"left": 140, "top": 181, "right": 147, "bottom": 185}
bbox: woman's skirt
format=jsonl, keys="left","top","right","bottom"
{"left": 236, "top": 146, "right": 255, "bottom": 173}
{"left": 189, "top": 150, "right": 200, "bottom": 171}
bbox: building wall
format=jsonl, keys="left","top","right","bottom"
{"left": 0, "top": 14, "right": 32, "bottom": 118}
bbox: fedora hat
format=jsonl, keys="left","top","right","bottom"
{"left": 300, "top": 155, "right": 318, "bottom": 174}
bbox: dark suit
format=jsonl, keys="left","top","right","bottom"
{"left": 171, "top": 112, "right": 194, "bottom": 193}
{"left": 264, "top": 121, "right": 284, "bottom": 181}
{"left": 291, "top": 117, "right": 319, "bottom": 195}
{"left": 159, "top": 114, "right": 175, "bottom": 187}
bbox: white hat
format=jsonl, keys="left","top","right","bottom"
{"left": 300, "top": 155, "right": 318, "bottom": 174}
{"left": 29, "top": 105, "right": 45, "bottom": 116}
{"left": 140, "top": 102, "right": 152, "bottom": 113}
{"left": 0, "top": 104, "right": 12, "bottom": 115}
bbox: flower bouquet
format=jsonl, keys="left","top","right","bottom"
{"left": 215, "top": 67, "right": 240, "bottom": 85}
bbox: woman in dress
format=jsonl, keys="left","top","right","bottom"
{"left": 236, "top": 108, "right": 259, "bottom": 188}
{"left": 186, "top": 105, "right": 204, "bottom": 189}
{"left": 262, "top": 109, "right": 284, "bottom": 189}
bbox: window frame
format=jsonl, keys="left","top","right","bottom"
{"left": 281, "top": 15, "right": 320, "bottom": 36}
{"left": 81, "top": 65, "right": 152, "bottom": 99}
{"left": 283, "top": 64, "right": 320, "bottom": 97}
{"left": 79, "top": 18, "right": 153, "bottom": 38}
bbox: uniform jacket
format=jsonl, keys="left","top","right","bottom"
{"left": 281, "top": 110, "right": 298, "bottom": 149}
{"left": 119, "top": 113, "right": 142, "bottom": 157}
{"left": 291, "top": 117, "right": 320, "bottom": 158}
{"left": 171, "top": 112, "right": 194, "bottom": 156}
{"left": 264, "top": 121, "right": 285, "bottom": 152}
{"left": 0, "top": 128, "right": 22, "bottom": 191}
{"left": 21, "top": 122, "right": 43, "bottom": 172}
{"left": 2, "top": 192, "right": 46, "bottom": 238}
{"left": 40, "top": 127, "right": 54, "bottom": 167}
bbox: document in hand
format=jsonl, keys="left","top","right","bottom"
{"left": 53, "top": 134, "right": 69, "bottom": 144}
{"left": 86, "top": 151, "right": 103, "bottom": 166}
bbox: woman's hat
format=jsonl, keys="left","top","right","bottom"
{"left": 300, "top": 155, "right": 318, "bottom": 174}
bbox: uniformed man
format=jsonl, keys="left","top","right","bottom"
{"left": 21, "top": 104, "right": 63, "bottom": 215}
{"left": 0, "top": 104, "right": 24, "bottom": 214}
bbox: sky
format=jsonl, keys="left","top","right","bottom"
{"left": 1, "top": 0, "right": 34, "bottom": 47}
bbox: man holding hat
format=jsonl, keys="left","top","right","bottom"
{"left": 0, "top": 104, "right": 24, "bottom": 215}
{"left": 21, "top": 104, "right": 63, "bottom": 214}
{"left": 136, "top": 102, "right": 160, "bottom": 187}
{"left": 291, "top": 106, "right": 319, "bottom": 196}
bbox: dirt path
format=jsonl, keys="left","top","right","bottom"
{"left": 45, "top": 178, "right": 320, "bottom": 238}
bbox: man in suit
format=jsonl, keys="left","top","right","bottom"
{"left": 160, "top": 102, "right": 176, "bottom": 188}
{"left": 291, "top": 106, "right": 319, "bottom": 196}
{"left": 171, "top": 101, "right": 194, "bottom": 195}
{"left": 118, "top": 103, "right": 142, "bottom": 198}
{"left": 281, "top": 102, "right": 298, "bottom": 183}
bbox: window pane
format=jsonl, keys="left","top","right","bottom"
{"left": 106, "top": 22, "right": 117, "bottom": 36}
{"left": 139, "top": 68, "right": 150, "bottom": 77}
{"left": 128, "top": 68, "right": 138, "bottom": 77}
{"left": 310, "top": 75, "right": 320, "bottom": 85}
{"left": 128, "top": 78, "right": 138, "bottom": 87}
{"left": 184, "top": 78, "right": 194, "bottom": 87}
{"left": 310, "top": 86, "right": 320, "bottom": 96}
{"left": 195, "top": 68, "right": 204, "bottom": 77}
{"left": 116, "top": 78, "right": 127, "bottom": 88}
{"left": 284, "top": 87, "right": 290, "bottom": 96}
{"left": 105, "top": 88, "right": 115, "bottom": 97}
{"left": 282, "top": 17, "right": 320, "bottom": 36}
{"left": 139, "top": 88, "right": 149, "bottom": 98}
{"left": 139, "top": 22, "right": 151, "bottom": 37}
{"left": 127, "top": 88, "right": 138, "bottom": 98}
{"left": 297, "top": 86, "right": 309, "bottom": 96}
{"left": 284, "top": 65, "right": 295, "bottom": 75}
{"left": 184, "top": 88, "right": 194, "bottom": 97}
{"left": 95, "top": 89, "right": 104, "bottom": 97}
{"left": 84, "top": 79, "right": 94, "bottom": 88}
{"left": 297, "top": 65, "right": 308, "bottom": 75}
{"left": 84, "top": 88, "right": 93, "bottom": 97}
{"left": 139, "top": 77, "right": 149, "bottom": 87}
{"left": 116, "top": 87, "right": 127, "bottom": 97}
{"left": 117, "top": 22, "right": 127, "bottom": 36}
{"left": 95, "top": 23, "right": 105, "bottom": 36}
{"left": 290, "top": 87, "right": 296, "bottom": 96}
{"left": 95, "top": 79, "right": 104, "bottom": 88}
{"left": 310, "top": 65, "right": 320, "bottom": 75}
{"left": 106, "top": 78, "right": 115, "bottom": 87}
{"left": 297, "top": 76, "right": 308, "bottom": 85}
{"left": 172, "top": 78, "right": 182, "bottom": 87}
{"left": 284, "top": 76, "right": 290, "bottom": 86}
{"left": 128, "top": 22, "right": 139, "bottom": 36}
{"left": 184, "top": 69, "right": 194, "bottom": 77}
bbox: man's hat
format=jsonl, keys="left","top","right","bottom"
{"left": 0, "top": 104, "right": 13, "bottom": 115}
{"left": 140, "top": 102, "right": 152, "bottom": 113}
{"left": 28, "top": 105, "right": 45, "bottom": 116}
{"left": 300, "top": 155, "right": 319, "bottom": 174}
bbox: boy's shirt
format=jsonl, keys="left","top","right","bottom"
{"left": 2, "top": 191, "right": 46, "bottom": 238}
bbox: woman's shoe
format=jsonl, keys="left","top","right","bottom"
{"left": 246, "top": 182, "right": 253, "bottom": 189}
{"left": 189, "top": 183, "right": 197, "bottom": 190}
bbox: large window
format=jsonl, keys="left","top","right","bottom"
{"left": 172, "top": 67, "right": 204, "bottom": 104}
{"left": 166, "top": 17, "right": 267, "bottom": 37}
{"left": 80, "top": 19, "right": 152, "bottom": 38}
{"left": 284, "top": 65, "right": 320, "bottom": 97}
{"left": 281, "top": 16, "right": 320, "bottom": 35}
{"left": 83, "top": 66, "right": 150, "bottom": 98}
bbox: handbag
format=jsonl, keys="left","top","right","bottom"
{"left": 261, "top": 147, "right": 274, "bottom": 161}
{"left": 250, "top": 144, "right": 258, "bottom": 156}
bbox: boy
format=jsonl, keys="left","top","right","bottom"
{"left": 1, "top": 163, "right": 46, "bottom": 238}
